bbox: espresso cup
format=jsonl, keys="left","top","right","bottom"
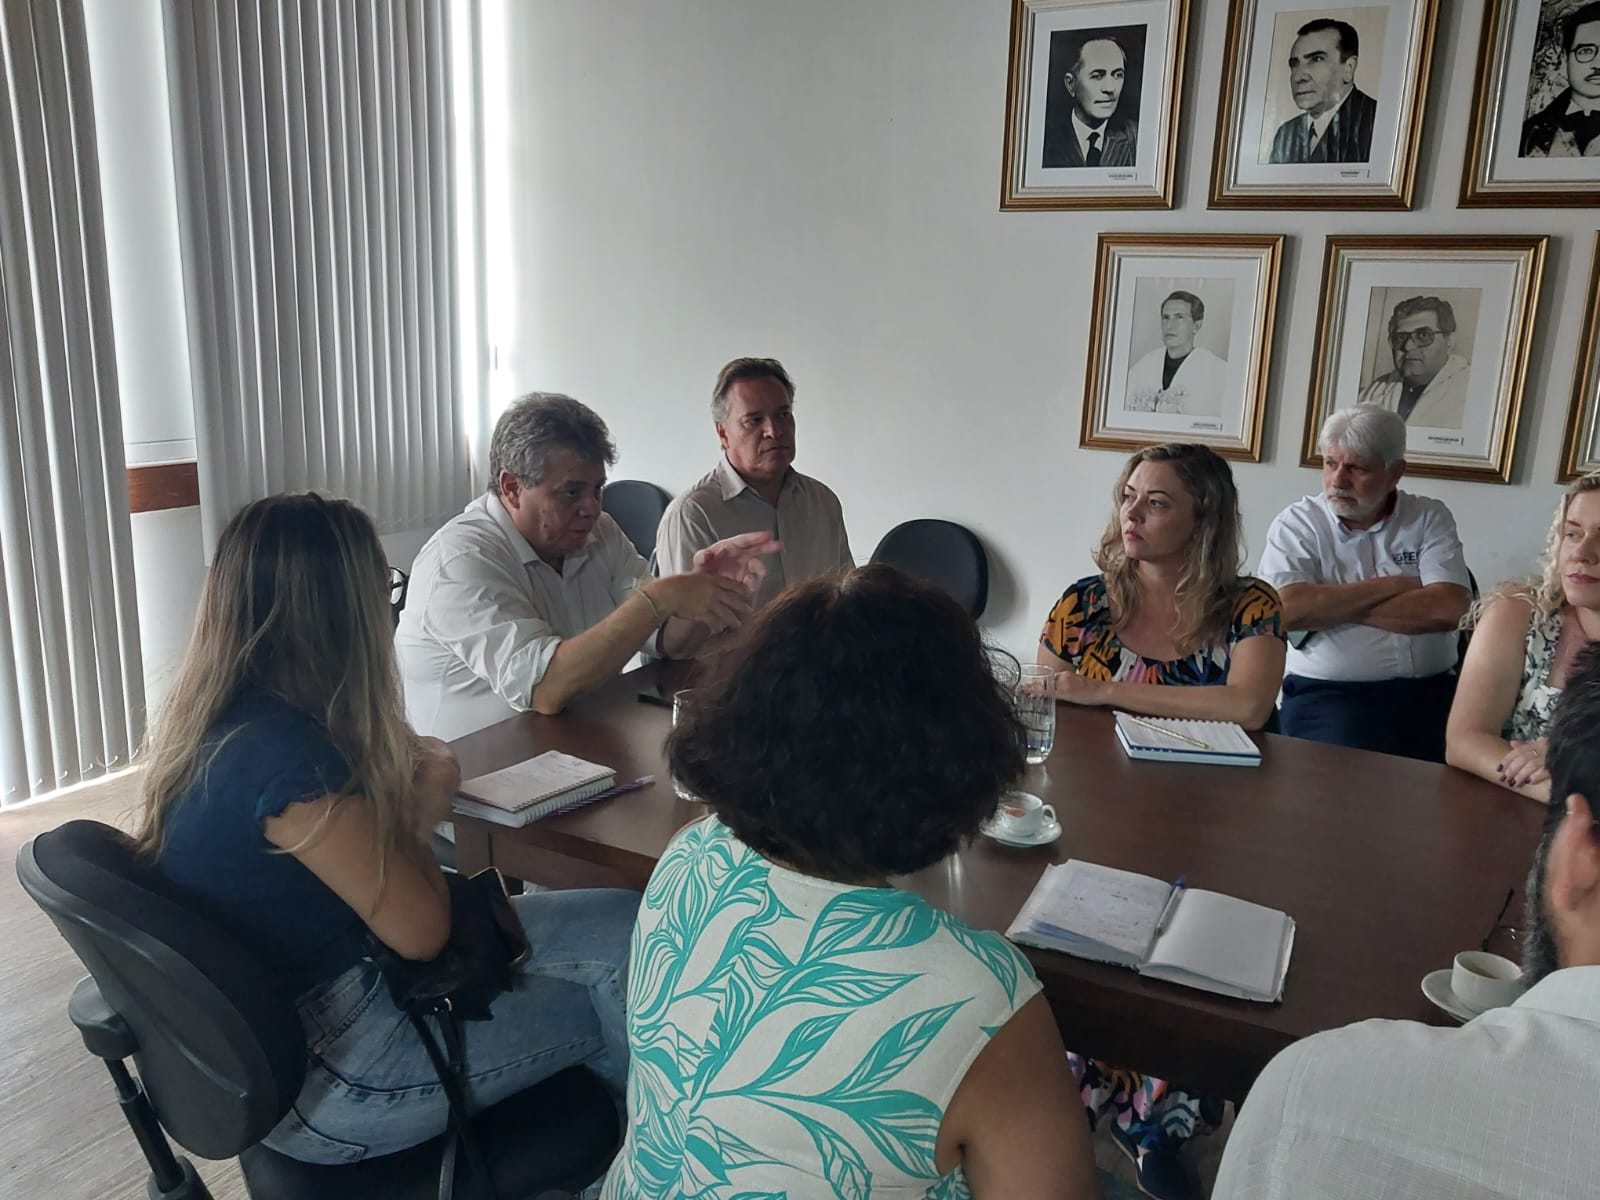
{"left": 1450, "top": 950, "right": 1524, "bottom": 1014}
{"left": 995, "top": 791, "right": 1056, "bottom": 838}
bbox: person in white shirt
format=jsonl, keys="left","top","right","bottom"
{"left": 655, "top": 357, "right": 852, "bottom": 613}
{"left": 1357, "top": 296, "right": 1472, "bottom": 429}
{"left": 396, "top": 394, "right": 778, "bottom": 740}
{"left": 1124, "top": 291, "right": 1227, "bottom": 416}
{"left": 1215, "top": 648, "right": 1600, "bottom": 1200}
{"left": 1258, "top": 405, "right": 1471, "bottom": 761}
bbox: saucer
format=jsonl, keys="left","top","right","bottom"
{"left": 981, "top": 817, "right": 1062, "bottom": 848}
{"left": 1420, "top": 969, "right": 1485, "bottom": 1024}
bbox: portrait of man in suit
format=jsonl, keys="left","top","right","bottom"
{"left": 1266, "top": 18, "right": 1377, "bottom": 164}
{"left": 1040, "top": 26, "right": 1142, "bottom": 168}
{"left": 1521, "top": 1, "right": 1600, "bottom": 158}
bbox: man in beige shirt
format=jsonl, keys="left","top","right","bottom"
{"left": 656, "top": 357, "right": 853, "bottom": 611}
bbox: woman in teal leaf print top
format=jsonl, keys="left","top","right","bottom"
{"left": 601, "top": 565, "right": 1096, "bottom": 1200}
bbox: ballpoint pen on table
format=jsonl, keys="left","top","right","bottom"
{"left": 1120, "top": 712, "right": 1213, "bottom": 751}
{"left": 1154, "top": 875, "right": 1188, "bottom": 936}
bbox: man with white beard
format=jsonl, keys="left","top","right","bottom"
{"left": 1258, "top": 405, "right": 1471, "bottom": 760}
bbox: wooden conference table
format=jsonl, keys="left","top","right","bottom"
{"left": 449, "top": 662, "right": 1546, "bottom": 1103}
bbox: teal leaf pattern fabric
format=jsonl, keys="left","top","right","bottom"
{"left": 602, "top": 817, "right": 1042, "bottom": 1200}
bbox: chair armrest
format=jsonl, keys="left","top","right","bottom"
{"left": 69, "top": 975, "right": 138, "bottom": 1061}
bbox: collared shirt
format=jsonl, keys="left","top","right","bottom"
{"left": 1358, "top": 353, "right": 1472, "bottom": 429}
{"left": 655, "top": 456, "right": 853, "bottom": 612}
{"left": 1071, "top": 108, "right": 1108, "bottom": 162}
{"left": 1258, "top": 490, "right": 1469, "bottom": 682}
{"left": 1215, "top": 965, "right": 1600, "bottom": 1199}
{"left": 395, "top": 493, "right": 652, "bottom": 740}
{"left": 1305, "top": 86, "right": 1352, "bottom": 152}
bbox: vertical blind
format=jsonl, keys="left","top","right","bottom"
{"left": 163, "top": 0, "right": 470, "bottom": 546}
{"left": 0, "top": 0, "right": 145, "bottom": 807}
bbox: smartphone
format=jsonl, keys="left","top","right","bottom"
{"left": 637, "top": 685, "right": 673, "bottom": 708}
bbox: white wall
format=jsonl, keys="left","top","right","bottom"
{"left": 494, "top": 0, "right": 1596, "bottom": 660}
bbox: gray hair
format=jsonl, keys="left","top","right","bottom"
{"left": 487, "top": 393, "right": 617, "bottom": 492}
{"left": 1319, "top": 404, "right": 1407, "bottom": 468}
{"left": 711, "top": 357, "right": 797, "bottom": 424}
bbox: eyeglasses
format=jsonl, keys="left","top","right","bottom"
{"left": 1389, "top": 327, "right": 1442, "bottom": 350}
{"left": 1571, "top": 44, "right": 1598, "bottom": 63}
{"left": 1479, "top": 887, "right": 1522, "bottom": 953}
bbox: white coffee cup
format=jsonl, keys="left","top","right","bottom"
{"left": 995, "top": 792, "right": 1056, "bottom": 838}
{"left": 1451, "top": 950, "right": 1524, "bottom": 1014}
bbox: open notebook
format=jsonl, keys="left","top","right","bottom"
{"left": 1006, "top": 860, "right": 1294, "bottom": 1002}
{"left": 1114, "top": 713, "right": 1261, "bottom": 767}
{"left": 452, "top": 751, "right": 616, "bottom": 828}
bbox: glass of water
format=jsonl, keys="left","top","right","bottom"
{"left": 671, "top": 689, "right": 698, "bottom": 800}
{"left": 1015, "top": 665, "right": 1056, "bottom": 764}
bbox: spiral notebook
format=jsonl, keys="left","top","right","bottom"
{"left": 453, "top": 751, "right": 616, "bottom": 827}
{"left": 1114, "top": 713, "right": 1261, "bottom": 767}
{"left": 1007, "top": 860, "right": 1294, "bottom": 1003}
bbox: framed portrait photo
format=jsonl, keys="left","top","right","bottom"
{"left": 1560, "top": 233, "right": 1600, "bottom": 482}
{"left": 1000, "top": 0, "right": 1191, "bottom": 209}
{"left": 1462, "top": 0, "right": 1600, "bottom": 207}
{"left": 1080, "top": 234, "right": 1285, "bottom": 461}
{"left": 1209, "top": 0, "right": 1439, "bottom": 209}
{"left": 1303, "top": 236, "right": 1549, "bottom": 484}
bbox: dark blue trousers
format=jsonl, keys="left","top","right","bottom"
{"left": 1279, "top": 672, "right": 1456, "bottom": 763}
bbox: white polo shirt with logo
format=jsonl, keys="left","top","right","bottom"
{"left": 1257, "top": 490, "right": 1470, "bottom": 683}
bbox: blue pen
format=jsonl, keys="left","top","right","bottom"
{"left": 1154, "top": 876, "right": 1187, "bottom": 936}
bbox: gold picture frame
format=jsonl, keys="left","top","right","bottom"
{"left": 1461, "top": 0, "right": 1600, "bottom": 208}
{"left": 1559, "top": 232, "right": 1600, "bottom": 482}
{"left": 1209, "top": 0, "right": 1438, "bottom": 210}
{"left": 1080, "top": 233, "right": 1284, "bottom": 462}
{"left": 1302, "top": 236, "right": 1548, "bottom": 484}
{"left": 1000, "top": 0, "right": 1190, "bottom": 210}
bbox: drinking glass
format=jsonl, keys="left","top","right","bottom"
{"left": 671, "top": 689, "right": 698, "bottom": 800}
{"left": 1015, "top": 665, "right": 1056, "bottom": 765}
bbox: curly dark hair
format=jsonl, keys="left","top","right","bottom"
{"left": 667, "top": 564, "right": 1027, "bottom": 882}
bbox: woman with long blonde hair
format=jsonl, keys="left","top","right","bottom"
{"left": 1033, "top": 444, "right": 1285, "bottom": 1197}
{"left": 138, "top": 493, "right": 636, "bottom": 1166}
{"left": 1037, "top": 442, "right": 1286, "bottom": 729}
{"left": 1447, "top": 472, "right": 1600, "bottom": 803}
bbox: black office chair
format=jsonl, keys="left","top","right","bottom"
{"left": 601, "top": 480, "right": 671, "bottom": 563}
{"left": 870, "top": 519, "right": 989, "bottom": 618}
{"left": 17, "top": 820, "right": 619, "bottom": 1200}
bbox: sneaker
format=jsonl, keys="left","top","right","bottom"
{"left": 1107, "top": 1123, "right": 1200, "bottom": 1200}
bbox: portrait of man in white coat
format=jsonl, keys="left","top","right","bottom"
{"left": 1357, "top": 294, "right": 1472, "bottom": 430}
{"left": 1125, "top": 290, "right": 1228, "bottom": 416}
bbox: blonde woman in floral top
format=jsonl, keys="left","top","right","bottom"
{"left": 1448, "top": 473, "right": 1600, "bottom": 803}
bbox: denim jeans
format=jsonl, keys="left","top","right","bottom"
{"left": 263, "top": 886, "right": 639, "bottom": 1164}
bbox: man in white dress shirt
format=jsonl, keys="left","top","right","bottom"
{"left": 1216, "top": 650, "right": 1600, "bottom": 1198}
{"left": 1258, "top": 405, "right": 1471, "bottom": 761}
{"left": 1124, "top": 291, "right": 1226, "bottom": 416}
{"left": 1357, "top": 296, "right": 1472, "bottom": 429}
{"left": 396, "top": 393, "right": 778, "bottom": 739}
{"left": 656, "top": 358, "right": 852, "bottom": 614}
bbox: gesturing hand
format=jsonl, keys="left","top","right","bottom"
{"left": 648, "top": 573, "right": 755, "bottom": 634}
{"left": 693, "top": 531, "right": 782, "bottom": 594}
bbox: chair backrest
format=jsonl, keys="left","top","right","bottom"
{"left": 601, "top": 480, "right": 672, "bottom": 563}
{"left": 870, "top": 519, "right": 989, "bottom": 618}
{"left": 17, "top": 820, "right": 306, "bottom": 1160}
